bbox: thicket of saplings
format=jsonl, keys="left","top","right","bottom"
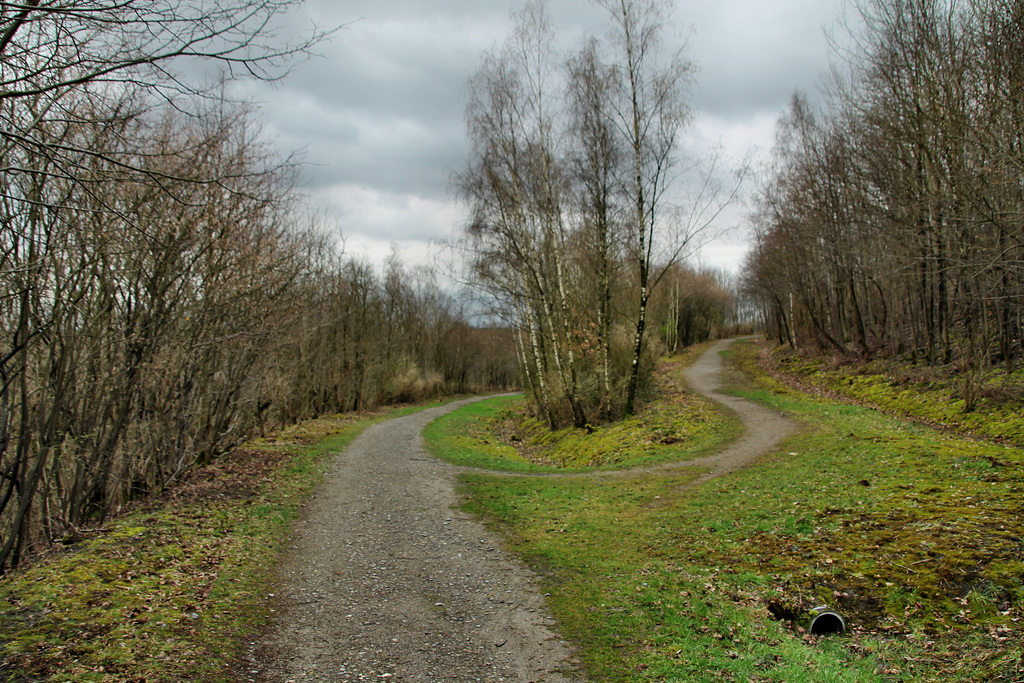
{"left": 0, "top": 0, "right": 531, "bottom": 573}
{"left": 0, "top": 97, "right": 523, "bottom": 572}
{"left": 0, "top": 0, "right": 744, "bottom": 574}
{"left": 744, "top": 0, "right": 1024, "bottom": 404}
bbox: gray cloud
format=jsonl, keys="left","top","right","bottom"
{"left": 239, "top": 0, "right": 847, "bottom": 270}
{"left": 679, "top": 0, "right": 844, "bottom": 115}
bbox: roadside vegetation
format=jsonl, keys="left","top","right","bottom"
{"left": 744, "top": 0, "right": 1024, "bottom": 393}
{"left": 0, "top": 405, "right": 435, "bottom": 682}
{"left": 433, "top": 340, "right": 1024, "bottom": 682}
{"left": 0, "top": 3, "right": 519, "bottom": 577}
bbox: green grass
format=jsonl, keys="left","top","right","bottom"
{"left": 425, "top": 356, "right": 741, "bottom": 473}
{"left": 435, "top": 342, "right": 1024, "bottom": 682}
{"left": 0, "top": 404, "right": 438, "bottom": 682}
{"left": 422, "top": 395, "right": 555, "bottom": 472}
{"left": 766, "top": 348, "right": 1024, "bottom": 445}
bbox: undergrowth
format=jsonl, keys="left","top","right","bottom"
{"left": 442, "top": 341, "right": 1024, "bottom": 682}
{"left": 0, "top": 404, "right": 432, "bottom": 682}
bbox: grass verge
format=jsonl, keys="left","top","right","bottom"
{"left": 0, "top": 403, "right": 434, "bottom": 682}
{"left": 438, "top": 342, "right": 1024, "bottom": 682}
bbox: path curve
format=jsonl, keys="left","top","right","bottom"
{"left": 676, "top": 337, "right": 798, "bottom": 486}
{"left": 247, "top": 339, "right": 792, "bottom": 682}
{"left": 249, "top": 397, "right": 578, "bottom": 683}
{"left": 465, "top": 338, "right": 797, "bottom": 485}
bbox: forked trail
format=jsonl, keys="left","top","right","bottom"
{"left": 248, "top": 338, "right": 793, "bottom": 682}
{"left": 249, "top": 397, "right": 579, "bottom": 683}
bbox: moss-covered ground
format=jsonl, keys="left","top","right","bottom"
{"left": 0, "top": 404, "right": 434, "bottom": 682}
{"left": 430, "top": 341, "right": 1024, "bottom": 682}
{"left": 763, "top": 346, "right": 1024, "bottom": 446}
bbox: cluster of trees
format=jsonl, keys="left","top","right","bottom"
{"left": 744, "top": 0, "right": 1024, "bottom": 388}
{"left": 656, "top": 264, "right": 738, "bottom": 353}
{"left": 276, "top": 251, "right": 518, "bottom": 427}
{"left": 0, "top": 2, "right": 515, "bottom": 571}
{"left": 457, "top": 0, "right": 736, "bottom": 428}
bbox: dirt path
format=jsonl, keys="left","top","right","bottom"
{"left": 247, "top": 339, "right": 793, "bottom": 682}
{"left": 502, "top": 338, "right": 797, "bottom": 485}
{"left": 676, "top": 337, "right": 798, "bottom": 486}
{"left": 248, "top": 397, "right": 579, "bottom": 683}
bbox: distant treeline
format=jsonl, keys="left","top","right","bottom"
{"left": 0, "top": 3, "right": 515, "bottom": 571}
{"left": 744, "top": 0, "right": 1024, "bottom": 377}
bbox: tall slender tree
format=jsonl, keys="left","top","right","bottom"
{"left": 593, "top": 0, "right": 693, "bottom": 415}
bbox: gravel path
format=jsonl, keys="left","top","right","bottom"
{"left": 247, "top": 339, "right": 794, "bottom": 682}
{"left": 248, "top": 397, "right": 579, "bottom": 683}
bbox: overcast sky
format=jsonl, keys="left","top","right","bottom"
{"left": 231, "top": 0, "right": 849, "bottom": 275}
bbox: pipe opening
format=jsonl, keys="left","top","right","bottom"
{"left": 809, "top": 611, "right": 846, "bottom": 636}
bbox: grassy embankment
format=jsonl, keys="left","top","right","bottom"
{"left": 426, "top": 341, "right": 1024, "bottom": 682}
{"left": 762, "top": 347, "right": 1024, "bottom": 446}
{"left": 0, "top": 403, "right": 437, "bottom": 682}
{"left": 421, "top": 355, "right": 739, "bottom": 474}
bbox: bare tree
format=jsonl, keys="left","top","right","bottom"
{"left": 457, "top": 0, "right": 744, "bottom": 426}
{"left": 0, "top": 1, "right": 333, "bottom": 208}
{"left": 746, "top": 0, "right": 1024, "bottom": 404}
{"left": 457, "top": 1, "right": 592, "bottom": 428}
{"left": 0, "top": 0, "right": 331, "bottom": 571}
{"left": 592, "top": 0, "right": 693, "bottom": 415}
{"left": 567, "top": 37, "right": 622, "bottom": 419}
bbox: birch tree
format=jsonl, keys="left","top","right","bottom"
{"left": 567, "top": 37, "right": 623, "bottom": 419}
{"left": 593, "top": 0, "right": 693, "bottom": 415}
{"left": 457, "top": 1, "right": 590, "bottom": 428}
